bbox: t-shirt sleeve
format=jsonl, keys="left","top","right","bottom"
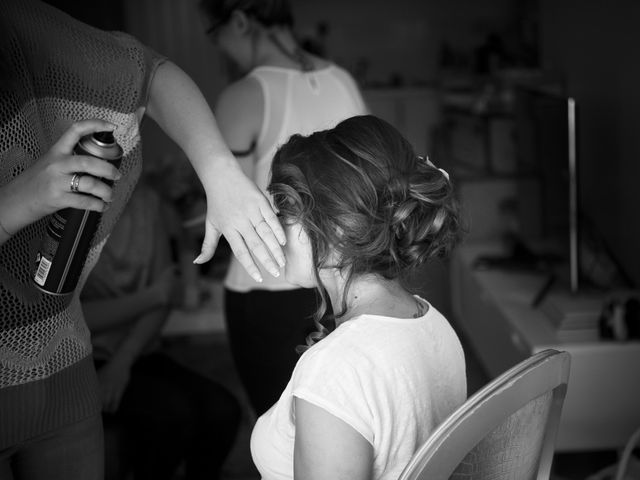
{"left": 108, "top": 31, "right": 167, "bottom": 112}
{"left": 290, "top": 340, "right": 375, "bottom": 445}
{"left": 2, "top": 0, "right": 166, "bottom": 115}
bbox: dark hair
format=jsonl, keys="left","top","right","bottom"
{"left": 199, "top": 0, "right": 294, "bottom": 29}
{"left": 268, "top": 115, "right": 463, "bottom": 349}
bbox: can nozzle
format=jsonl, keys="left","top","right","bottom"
{"left": 93, "top": 131, "right": 116, "bottom": 146}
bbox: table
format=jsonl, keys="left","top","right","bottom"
{"left": 451, "top": 241, "right": 640, "bottom": 451}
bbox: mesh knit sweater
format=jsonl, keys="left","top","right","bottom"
{"left": 0, "top": 0, "right": 165, "bottom": 448}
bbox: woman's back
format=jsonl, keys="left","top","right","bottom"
{"left": 251, "top": 299, "right": 467, "bottom": 480}
{"left": 250, "top": 65, "right": 366, "bottom": 189}
{"left": 225, "top": 63, "right": 367, "bottom": 290}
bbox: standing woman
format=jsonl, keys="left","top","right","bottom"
{"left": 0, "top": 1, "right": 284, "bottom": 478}
{"left": 199, "top": 0, "right": 368, "bottom": 415}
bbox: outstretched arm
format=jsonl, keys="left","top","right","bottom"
{"left": 145, "top": 61, "right": 285, "bottom": 283}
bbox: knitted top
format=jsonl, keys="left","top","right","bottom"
{"left": 0, "top": 0, "right": 165, "bottom": 448}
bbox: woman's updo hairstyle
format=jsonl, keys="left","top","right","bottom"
{"left": 199, "top": 0, "right": 294, "bottom": 29}
{"left": 268, "top": 115, "right": 463, "bottom": 347}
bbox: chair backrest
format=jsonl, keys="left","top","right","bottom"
{"left": 398, "top": 349, "right": 571, "bottom": 480}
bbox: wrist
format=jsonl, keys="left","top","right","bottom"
{"left": 0, "top": 182, "right": 43, "bottom": 236}
{"left": 0, "top": 187, "right": 22, "bottom": 238}
{"left": 196, "top": 151, "right": 240, "bottom": 192}
{"left": 0, "top": 217, "right": 13, "bottom": 240}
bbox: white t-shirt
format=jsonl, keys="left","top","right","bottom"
{"left": 224, "top": 65, "right": 368, "bottom": 293}
{"left": 250, "top": 298, "right": 467, "bottom": 480}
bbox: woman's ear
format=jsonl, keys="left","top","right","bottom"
{"left": 229, "top": 9, "right": 252, "bottom": 35}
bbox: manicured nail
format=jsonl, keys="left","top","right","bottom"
{"left": 193, "top": 253, "right": 204, "bottom": 264}
{"left": 276, "top": 255, "right": 286, "bottom": 267}
{"left": 252, "top": 273, "right": 263, "bottom": 283}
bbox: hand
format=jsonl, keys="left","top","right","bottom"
{"left": 194, "top": 162, "right": 286, "bottom": 283}
{"left": 142, "top": 61, "right": 285, "bottom": 282}
{"left": 97, "top": 358, "right": 132, "bottom": 413}
{"left": 0, "top": 119, "right": 122, "bottom": 235}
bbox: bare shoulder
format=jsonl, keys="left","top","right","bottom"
{"left": 307, "top": 54, "right": 333, "bottom": 71}
{"left": 215, "top": 75, "right": 262, "bottom": 118}
{"left": 214, "top": 76, "right": 263, "bottom": 150}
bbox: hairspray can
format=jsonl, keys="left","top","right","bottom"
{"left": 33, "top": 131, "right": 123, "bottom": 295}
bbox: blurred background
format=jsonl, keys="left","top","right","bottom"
{"left": 45, "top": 0, "right": 640, "bottom": 293}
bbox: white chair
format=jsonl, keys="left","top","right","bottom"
{"left": 398, "top": 349, "right": 571, "bottom": 480}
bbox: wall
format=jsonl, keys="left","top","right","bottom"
{"left": 119, "top": 0, "right": 519, "bottom": 91}
{"left": 43, "top": 0, "right": 125, "bottom": 30}
{"left": 293, "top": 0, "right": 517, "bottom": 86}
{"left": 539, "top": 0, "right": 640, "bottom": 286}
{"left": 123, "top": 0, "right": 227, "bottom": 178}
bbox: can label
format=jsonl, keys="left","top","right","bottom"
{"left": 34, "top": 131, "right": 122, "bottom": 295}
{"left": 34, "top": 212, "right": 64, "bottom": 286}
{"left": 34, "top": 209, "right": 92, "bottom": 292}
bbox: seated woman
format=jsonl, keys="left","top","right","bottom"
{"left": 251, "top": 115, "right": 467, "bottom": 480}
{"left": 81, "top": 181, "right": 241, "bottom": 480}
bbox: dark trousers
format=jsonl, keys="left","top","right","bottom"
{"left": 0, "top": 414, "right": 104, "bottom": 480}
{"left": 224, "top": 288, "right": 320, "bottom": 416}
{"left": 99, "top": 352, "right": 241, "bottom": 480}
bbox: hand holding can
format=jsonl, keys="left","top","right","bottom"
{"left": 34, "top": 127, "right": 123, "bottom": 295}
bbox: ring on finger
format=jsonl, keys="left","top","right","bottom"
{"left": 70, "top": 173, "right": 83, "bottom": 193}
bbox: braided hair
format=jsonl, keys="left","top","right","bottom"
{"left": 268, "top": 115, "right": 463, "bottom": 350}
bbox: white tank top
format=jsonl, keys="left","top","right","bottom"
{"left": 224, "top": 65, "right": 368, "bottom": 292}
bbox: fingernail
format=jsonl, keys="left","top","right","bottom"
{"left": 252, "top": 273, "right": 263, "bottom": 283}
{"left": 269, "top": 267, "right": 280, "bottom": 278}
{"left": 115, "top": 171, "right": 122, "bottom": 180}
{"left": 193, "top": 253, "right": 204, "bottom": 264}
{"left": 277, "top": 255, "right": 286, "bottom": 267}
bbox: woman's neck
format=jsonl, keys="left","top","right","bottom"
{"left": 321, "top": 272, "right": 426, "bottom": 327}
{"left": 254, "top": 27, "right": 318, "bottom": 70}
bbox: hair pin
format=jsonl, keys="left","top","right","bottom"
{"left": 418, "top": 155, "right": 450, "bottom": 181}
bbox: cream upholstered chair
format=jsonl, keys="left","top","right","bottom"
{"left": 398, "top": 349, "right": 571, "bottom": 480}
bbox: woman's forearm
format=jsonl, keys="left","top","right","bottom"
{"left": 145, "top": 61, "right": 238, "bottom": 190}
{"left": 143, "top": 60, "right": 285, "bottom": 277}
